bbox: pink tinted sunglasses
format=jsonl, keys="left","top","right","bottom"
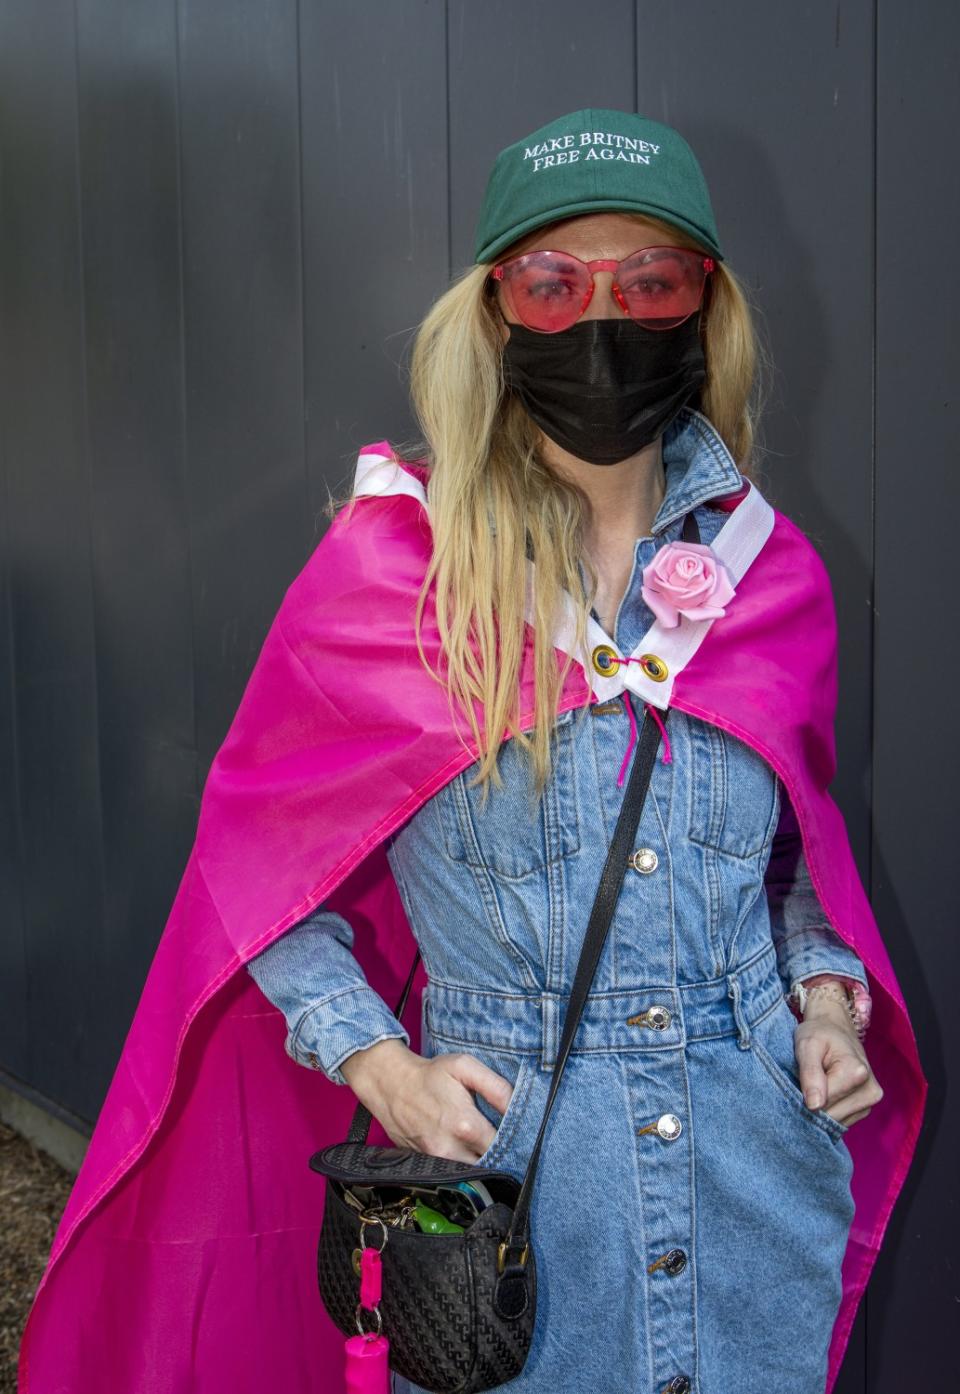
{"left": 490, "top": 245, "right": 715, "bottom": 334}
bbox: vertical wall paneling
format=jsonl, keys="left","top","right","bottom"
{"left": 0, "top": 145, "right": 27, "bottom": 1080}
{"left": 175, "top": 0, "right": 306, "bottom": 775}
{"left": 0, "top": 0, "right": 107, "bottom": 1118}
{"left": 73, "top": 0, "right": 198, "bottom": 1090}
{"left": 871, "top": 4, "right": 958, "bottom": 1389}
{"left": 298, "top": 0, "right": 448, "bottom": 510}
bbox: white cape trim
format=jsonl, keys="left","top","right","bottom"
{"left": 533, "top": 479, "right": 774, "bottom": 710}
{"left": 353, "top": 447, "right": 775, "bottom": 711}
{"left": 354, "top": 449, "right": 428, "bottom": 507}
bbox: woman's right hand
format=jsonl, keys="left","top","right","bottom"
{"left": 340, "top": 1038, "right": 514, "bottom": 1163}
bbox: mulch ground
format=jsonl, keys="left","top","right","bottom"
{"left": 0, "top": 1121, "right": 73, "bottom": 1394}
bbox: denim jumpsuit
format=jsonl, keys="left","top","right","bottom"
{"left": 247, "top": 411, "right": 869, "bottom": 1394}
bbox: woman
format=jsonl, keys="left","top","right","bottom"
{"left": 20, "top": 109, "right": 923, "bottom": 1394}
{"left": 247, "top": 108, "right": 882, "bottom": 1394}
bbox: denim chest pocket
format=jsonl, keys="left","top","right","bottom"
{"left": 437, "top": 707, "right": 581, "bottom": 879}
{"left": 687, "top": 718, "right": 781, "bottom": 859}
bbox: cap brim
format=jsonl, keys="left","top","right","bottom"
{"left": 475, "top": 199, "right": 724, "bottom": 264}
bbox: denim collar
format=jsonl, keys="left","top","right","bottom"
{"left": 648, "top": 406, "right": 745, "bottom": 537}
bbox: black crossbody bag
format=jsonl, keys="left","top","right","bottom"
{"left": 308, "top": 702, "right": 666, "bottom": 1393}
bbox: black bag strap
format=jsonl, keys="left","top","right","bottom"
{"left": 346, "top": 509, "right": 700, "bottom": 1268}
{"left": 493, "top": 702, "right": 662, "bottom": 1311}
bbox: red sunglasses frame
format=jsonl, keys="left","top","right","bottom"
{"left": 489, "top": 245, "right": 716, "bottom": 332}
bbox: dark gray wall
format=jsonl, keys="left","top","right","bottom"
{"left": 0, "top": 2, "right": 954, "bottom": 1388}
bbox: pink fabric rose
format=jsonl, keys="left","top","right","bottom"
{"left": 640, "top": 539, "right": 736, "bottom": 629}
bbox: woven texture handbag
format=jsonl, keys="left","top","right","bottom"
{"left": 308, "top": 514, "right": 698, "bottom": 1394}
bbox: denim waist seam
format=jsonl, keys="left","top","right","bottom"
{"left": 425, "top": 938, "right": 783, "bottom": 1069}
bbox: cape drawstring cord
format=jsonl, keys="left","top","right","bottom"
{"left": 615, "top": 687, "right": 672, "bottom": 789}
{"left": 645, "top": 701, "right": 671, "bottom": 762}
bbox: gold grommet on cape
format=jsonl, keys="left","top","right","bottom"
{"left": 639, "top": 653, "right": 669, "bottom": 682}
{"left": 591, "top": 644, "right": 621, "bottom": 676}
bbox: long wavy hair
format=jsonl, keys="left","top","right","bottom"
{"left": 329, "top": 212, "right": 771, "bottom": 802}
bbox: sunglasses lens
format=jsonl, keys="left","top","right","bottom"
{"left": 496, "top": 247, "right": 712, "bottom": 332}
{"left": 498, "top": 251, "right": 591, "bottom": 332}
{"left": 615, "top": 248, "right": 709, "bottom": 329}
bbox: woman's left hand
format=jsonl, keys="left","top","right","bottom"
{"left": 794, "top": 992, "right": 884, "bottom": 1128}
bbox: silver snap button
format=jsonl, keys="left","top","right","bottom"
{"left": 645, "top": 1004, "right": 672, "bottom": 1030}
{"left": 636, "top": 1111, "right": 683, "bottom": 1141}
{"left": 648, "top": 1246, "right": 689, "bottom": 1278}
{"left": 628, "top": 847, "right": 659, "bottom": 874}
{"left": 626, "top": 1004, "right": 673, "bottom": 1031}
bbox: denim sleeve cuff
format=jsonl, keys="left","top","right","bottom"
{"left": 772, "top": 924, "right": 870, "bottom": 996}
{"left": 285, "top": 983, "right": 411, "bottom": 1086}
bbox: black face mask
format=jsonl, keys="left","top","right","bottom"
{"left": 500, "top": 312, "right": 707, "bottom": 466}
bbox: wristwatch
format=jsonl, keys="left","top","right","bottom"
{"left": 788, "top": 976, "right": 872, "bottom": 1039}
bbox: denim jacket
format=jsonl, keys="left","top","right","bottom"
{"left": 246, "top": 415, "right": 869, "bottom": 1084}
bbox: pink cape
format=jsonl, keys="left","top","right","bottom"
{"left": 18, "top": 444, "right": 926, "bottom": 1394}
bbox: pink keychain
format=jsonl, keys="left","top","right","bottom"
{"left": 344, "top": 1218, "right": 390, "bottom": 1393}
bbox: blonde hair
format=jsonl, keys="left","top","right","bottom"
{"left": 330, "top": 213, "right": 771, "bottom": 802}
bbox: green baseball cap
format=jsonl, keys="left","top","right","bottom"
{"left": 473, "top": 107, "right": 724, "bottom": 264}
